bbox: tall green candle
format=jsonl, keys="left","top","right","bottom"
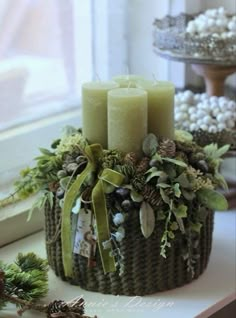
{"left": 82, "top": 81, "right": 119, "bottom": 148}
{"left": 112, "top": 75, "right": 144, "bottom": 88}
{"left": 137, "top": 80, "right": 175, "bottom": 139}
{"left": 108, "top": 88, "right": 147, "bottom": 156}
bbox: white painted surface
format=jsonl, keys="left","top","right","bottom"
{"left": 1, "top": 211, "right": 235, "bottom": 318}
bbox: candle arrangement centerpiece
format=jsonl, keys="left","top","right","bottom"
{"left": 9, "top": 76, "right": 229, "bottom": 296}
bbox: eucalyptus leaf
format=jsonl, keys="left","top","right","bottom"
{"left": 146, "top": 170, "right": 164, "bottom": 183}
{"left": 197, "top": 188, "right": 228, "bottom": 211}
{"left": 142, "top": 134, "right": 158, "bottom": 157}
{"left": 59, "top": 176, "right": 71, "bottom": 190}
{"left": 163, "top": 157, "right": 187, "bottom": 167}
{"left": 175, "top": 173, "right": 191, "bottom": 188}
{"left": 160, "top": 188, "right": 170, "bottom": 204}
{"left": 130, "top": 190, "right": 143, "bottom": 202}
{"left": 139, "top": 201, "right": 155, "bottom": 238}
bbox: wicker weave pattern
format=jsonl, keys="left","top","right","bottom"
{"left": 45, "top": 199, "right": 214, "bottom": 296}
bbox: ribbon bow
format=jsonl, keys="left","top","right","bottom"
{"left": 61, "top": 144, "right": 124, "bottom": 278}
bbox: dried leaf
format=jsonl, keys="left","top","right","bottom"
{"left": 139, "top": 201, "right": 155, "bottom": 238}
{"left": 142, "top": 134, "right": 158, "bottom": 157}
{"left": 197, "top": 188, "right": 228, "bottom": 211}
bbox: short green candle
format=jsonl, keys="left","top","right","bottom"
{"left": 112, "top": 74, "right": 145, "bottom": 88}
{"left": 82, "top": 81, "right": 119, "bottom": 148}
{"left": 137, "top": 80, "right": 175, "bottom": 139}
{"left": 108, "top": 88, "right": 147, "bottom": 156}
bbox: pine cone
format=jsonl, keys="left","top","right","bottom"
{"left": 136, "top": 157, "right": 150, "bottom": 173}
{"left": 142, "top": 184, "right": 162, "bottom": 207}
{"left": 47, "top": 300, "right": 69, "bottom": 316}
{"left": 131, "top": 174, "right": 146, "bottom": 192}
{"left": 102, "top": 150, "right": 122, "bottom": 169}
{"left": 159, "top": 138, "right": 176, "bottom": 157}
{"left": 124, "top": 152, "right": 138, "bottom": 165}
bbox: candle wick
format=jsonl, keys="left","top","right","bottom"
{"left": 95, "top": 72, "right": 101, "bottom": 82}
{"left": 152, "top": 73, "right": 158, "bottom": 86}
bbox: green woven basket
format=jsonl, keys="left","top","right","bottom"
{"left": 45, "top": 198, "right": 214, "bottom": 296}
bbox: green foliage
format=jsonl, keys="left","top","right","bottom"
{"left": 196, "top": 188, "right": 228, "bottom": 211}
{"left": 142, "top": 133, "right": 158, "bottom": 157}
{"left": 204, "top": 143, "right": 230, "bottom": 160}
{"left": 27, "top": 191, "right": 53, "bottom": 221}
{"left": 0, "top": 253, "right": 48, "bottom": 310}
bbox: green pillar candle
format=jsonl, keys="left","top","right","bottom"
{"left": 82, "top": 81, "right": 119, "bottom": 148}
{"left": 112, "top": 74, "right": 144, "bottom": 88}
{"left": 137, "top": 80, "right": 175, "bottom": 139}
{"left": 108, "top": 88, "right": 147, "bottom": 156}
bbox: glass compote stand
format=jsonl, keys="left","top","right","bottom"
{"left": 153, "top": 13, "right": 236, "bottom": 208}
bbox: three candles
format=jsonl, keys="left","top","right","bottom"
{"left": 82, "top": 76, "right": 175, "bottom": 155}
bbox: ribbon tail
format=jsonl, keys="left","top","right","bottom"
{"left": 92, "top": 180, "right": 116, "bottom": 273}
{"left": 61, "top": 164, "right": 91, "bottom": 278}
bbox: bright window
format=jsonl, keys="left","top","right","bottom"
{"left": 0, "top": 0, "right": 92, "bottom": 131}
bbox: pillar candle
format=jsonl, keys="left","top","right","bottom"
{"left": 112, "top": 74, "right": 144, "bottom": 88}
{"left": 82, "top": 81, "right": 119, "bottom": 148}
{"left": 137, "top": 80, "right": 175, "bottom": 139}
{"left": 108, "top": 88, "right": 147, "bottom": 156}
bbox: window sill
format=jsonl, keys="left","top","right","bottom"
{"left": 0, "top": 194, "right": 44, "bottom": 247}
{"left": 1, "top": 211, "right": 235, "bottom": 318}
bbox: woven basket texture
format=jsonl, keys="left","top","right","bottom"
{"left": 45, "top": 198, "right": 214, "bottom": 296}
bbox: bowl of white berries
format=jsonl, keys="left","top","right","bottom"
{"left": 174, "top": 90, "right": 236, "bottom": 149}
{"left": 153, "top": 7, "right": 236, "bottom": 64}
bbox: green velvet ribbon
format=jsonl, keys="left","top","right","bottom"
{"left": 92, "top": 168, "right": 124, "bottom": 273}
{"left": 61, "top": 144, "right": 124, "bottom": 278}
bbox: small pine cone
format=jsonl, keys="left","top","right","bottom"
{"left": 131, "top": 174, "right": 146, "bottom": 192}
{"left": 115, "top": 164, "right": 136, "bottom": 179}
{"left": 124, "top": 152, "right": 138, "bottom": 165}
{"left": 47, "top": 300, "right": 69, "bottom": 316}
{"left": 136, "top": 157, "right": 150, "bottom": 173}
{"left": 143, "top": 184, "right": 162, "bottom": 207}
{"left": 159, "top": 138, "right": 176, "bottom": 157}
